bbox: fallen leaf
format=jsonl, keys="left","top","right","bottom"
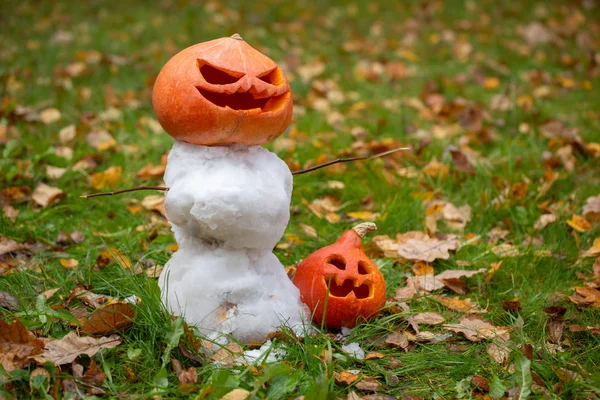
{"left": 221, "top": 388, "right": 251, "bottom": 400}
{"left": 0, "top": 236, "right": 32, "bottom": 256}
{"left": 59, "top": 124, "right": 76, "bottom": 143}
{"left": 40, "top": 332, "right": 122, "bottom": 364}
{"left": 29, "top": 367, "right": 51, "bottom": 394}
{"left": 491, "top": 243, "right": 520, "bottom": 257}
{"left": 45, "top": 165, "right": 67, "bottom": 179}
{"left": 178, "top": 366, "right": 198, "bottom": 391}
{"left": 384, "top": 331, "right": 409, "bottom": 349}
{"left": 96, "top": 247, "right": 131, "bottom": 268}
{"left": 415, "top": 268, "right": 486, "bottom": 292}
{"left": 32, "top": 183, "right": 64, "bottom": 207}
{"left": 534, "top": 214, "right": 557, "bottom": 230}
{"left": 396, "top": 232, "right": 459, "bottom": 262}
{"left": 433, "top": 295, "right": 486, "bottom": 313}
{"left": 2, "top": 204, "right": 19, "bottom": 222}
{"left": 443, "top": 315, "right": 510, "bottom": 342}
{"left": 364, "top": 352, "right": 386, "bottom": 360}
{"left": 60, "top": 258, "right": 79, "bottom": 268}
{"left": 86, "top": 130, "right": 116, "bottom": 150}
{"left": 347, "top": 211, "right": 380, "bottom": 221}
{"left": 141, "top": 195, "right": 166, "bottom": 218}
{"left": 355, "top": 376, "right": 381, "bottom": 392}
{"left": 582, "top": 238, "right": 600, "bottom": 258}
{"left": 0, "top": 291, "right": 19, "bottom": 310}
{"left": 569, "top": 286, "right": 600, "bottom": 307}
{"left": 81, "top": 302, "right": 135, "bottom": 334}
{"left": 82, "top": 359, "right": 108, "bottom": 387}
{"left": 567, "top": 215, "right": 592, "bottom": 233}
{"left": 487, "top": 335, "right": 510, "bottom": 364}
{"left": 90, "top": 166, "right": 122, "bottom": 190}
{"left": 394, "top": 276, "right": 419, "bottom": 301}
{"left": 583, "top": 195, "right": 600, "bottom": 222}
{"left": 372, "top": 235, "right": 400, "bottom": 258}
{"left": 136, "top": 163, "right": 166, "bottom": 180}
{"left": 39, "top": 108, "right": 61, "bottom": 124}
{"left": 409, "top": 312, "right": 445, "bottom": 325}
{"left": 210, "top": 342, "right": 243, "bottom": 366}
{"left": 0, "top": 319, "right": 45, "bottom": 371}
{"left": 335, "top": 370, "right": 360, "bottom": 385}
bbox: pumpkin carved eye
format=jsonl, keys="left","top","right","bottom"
{"left": 258, "top": 67, "right": 285, "bottom": 86}
{"left": 198, "top": 61, "right": 243, "bottom": 85}
{"left": 325, "top": 254, "right": 346, "bottom": 270}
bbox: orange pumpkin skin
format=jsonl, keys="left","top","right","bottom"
{"left": 152, "top": 34, "right": 293, "bottom": 146}
{"left": 293, "top": 224, "right": 386, "bottom": 328}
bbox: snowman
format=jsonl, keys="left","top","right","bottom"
{"left": 152, "top": 34, "right": 308, "bottom": 344}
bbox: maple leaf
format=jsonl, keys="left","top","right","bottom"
{"left": 39, "top": 332, "right": 122, "bottom": 365}
{"left": 443, "top": 315, "right": 510, "bottom": 342}
{"left": 0, "top": 319, "right": 45, "bottom": 371}
{"left": 396, "top": 231, "right": 459, "bottom": 262}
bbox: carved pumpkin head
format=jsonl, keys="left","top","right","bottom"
{"left": 152, "top": 34, "right": 293, "bottom": 146}
{"left": 293, "top": 223, "right": 386, "bottom": 328}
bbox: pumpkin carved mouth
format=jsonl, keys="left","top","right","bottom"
{"left": 325, "top": 276, "right": 372, "bottom": 299}
{"left": 196, "top": 88, "right": 289, "bottom": 112}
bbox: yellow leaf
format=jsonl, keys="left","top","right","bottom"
{"left": 483, "top": 77, "right": 500, "bottom": 90}
{"left": 346, "top": 211, "right": 380, "bottom": 221}
{"left": 567, "top": 215, "right": 592, "bottom": 233}
{"left": 60, "top": 258, "right": 79, "bottom": 268}
{"left": 90, "top": 167, "right": 122, "bottom": 190}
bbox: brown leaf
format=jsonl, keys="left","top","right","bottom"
{"left": 0, "top": 236, "right": 32, "bottom": 256}
{"left": 82, "top": 359, "right": 107, "bottom": 387}
{"left": 355, "top": 376, "right": 381, "bottom": 392}
{"left": 210, "top": 342, "right": 243, "bottom": 366}
{"left": 534, "top": 214, "right": 557, "bottom": 230}
{"left": 582, "top": 238, "right": 600, "bottom": 258}
{"left": 433, "top": 295, "right": 486, "bottom": 313}
{"left": 394, "top": 276, "right": 419, "bottom": 301}
{"left": 60, "top": 258, "right": 79, "bottom": 269}
{"left": 335, "top": 370, "right": 360, "bottom": 385}
{"left": 45, "top": 165, "right": 67, "bottom": 179}
{"left": 450, "top": 147, "right": 476, "bottom": 175}
{"left": 81, "top": 302, "right": 135, "bottom": 334}
{"left": 141, "top": 195, "right": 166, "bottom": 218}
{"left": 136, "top": 163, "right": 166, "bottom": 180}
{"left": 396, "top": 232, "right": 459, "bottom": 262}
{"left": 415, "top": 268, "right": 486, "bottom": 293}
{"left": 0, "top": 291, "right": 18, "bottom": 310}
{"left": 96, "top": 248, "right": 131, "bottom": 269}
{"left": 384, "top": 331, "right": 409, "bottom": 349}
{"left": 0, "top": 319, "right": 45, "bottom": 371}
{"left": 410, "top": 312, "right": 445, "bottom": 325}
{"left": 472, "top": 375, "right": 489, "bottom": 392}
{"left": 2, "top": 204, "right": 19, "bottom": 222}
{"left": 569, "top": 286, "right": 600, "bottom": 307}
{"left": 491, "top": 243, "right": 520, "bottom": 257}
{"left": 40, "top": 331, "right": 122, "bottom": 365}
{"left": 443, "top": 315, "right": 510, "bottom": 342}
{"left": 32, "top": 183, "right": 64, "bottom": 208}
{"left": 583, "top": 195, "right": 600, "bottom": 222}
{"left": 86, "top": 130, "right": 116, "bottom": 151}
{"left": 487, "top": 336, "right": 510, "bottom": 364}
{"left": 178, "top": 366, "right": 198, "bottom": 391}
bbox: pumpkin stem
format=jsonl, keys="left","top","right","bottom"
{"left": 230, "top": 33, "right": 244, "bottom": 41}
{"left": 351, "top": 222, "right": 377, "bottom": 238}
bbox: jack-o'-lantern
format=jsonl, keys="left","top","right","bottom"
{"left": 152, "top": 34, "right": 293, "bottom": 146}
{"left": 293, "top": 222, "right": 386, "bottom": 328}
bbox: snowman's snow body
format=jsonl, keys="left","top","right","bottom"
{"left": 158, "top": 141, "right": 307, "bottom": 343}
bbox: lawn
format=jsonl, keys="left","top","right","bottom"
{"left": 1, "top": 0, "right": 600, "bottom": 399}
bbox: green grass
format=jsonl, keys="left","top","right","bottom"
{"left": 1, "top": 0, "right": 600, "bottom": 398}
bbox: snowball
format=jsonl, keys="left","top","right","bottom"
{"left": 159, "top": 241, "right": 307, "bottom": 343}
{"left": 164, "top": 141, "right": 292, "bottom": 250}
{"left": 341, "top": 342, "right": 365, "bottom": 360}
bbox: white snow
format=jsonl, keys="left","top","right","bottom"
{"left": 164, "top": 142, "right": 293, "bottom": 249}
{"left": 242, "top": 340, "right": 287, "bottom": 364}
{"left": 341, "top": 342, "right": 365, "bottom": 360}
{"left": 159, "top": 140, "right": 307, "bottom": 343}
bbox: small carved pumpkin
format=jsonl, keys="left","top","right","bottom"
{"left": 152, "top": 34, "right": 293, "bottom": 146}
{"left": 293, "top": 223, "right": 386, "bottom": 328}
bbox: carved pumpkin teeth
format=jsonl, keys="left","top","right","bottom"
{"left": 197, "top": 88, "right": 270, "bottom": 111}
